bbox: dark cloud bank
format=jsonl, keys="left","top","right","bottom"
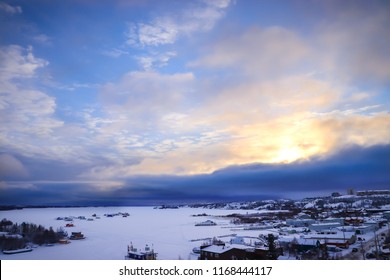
{"left": 1, "top": 144, "right": 389, "bottom": 206}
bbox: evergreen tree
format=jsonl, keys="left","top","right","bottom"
{"left": 266, "top": 234, "right": 278, "bottom": 260}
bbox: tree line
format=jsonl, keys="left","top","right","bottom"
{"left": 0, "top": 219, "right": 67, "bottom": 250}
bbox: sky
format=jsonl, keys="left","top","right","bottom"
{"left": 0, "top": 0, "right": 390, "bottom": 206}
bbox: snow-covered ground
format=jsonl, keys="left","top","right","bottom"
{"left": 0, "top": 207, "right": 262, "bottom": 260}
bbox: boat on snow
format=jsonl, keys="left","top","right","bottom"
{"left": 3, "top": 247, "right": 33, "bottom": 255}
{"left": 69, "top": 232, "right": 85, "bottom": 240}
{"left": 192, "top": 247, "right": 201, "bottom": 254}
{"left": 125, "top": 243, "right": 157, "bottom": 260}
{"left": 195, "top": 220, "right": 217, "bottom": 226}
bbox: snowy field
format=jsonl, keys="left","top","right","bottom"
{"left": 0, "top": 207, "right": 262, "bottom": 260}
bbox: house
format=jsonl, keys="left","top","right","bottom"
{"left": 292, "top": 238, "right": 323, "bottom": 253}
{"left": 356, "top": 190, "right": 390, "bottom": 196}
{"left": 297, "top": 212, "right": 311, "bottom": 219}
{"left": 199, "top": 244, "right": 249, "bottom": 260}
{"left": 0, "top": 232, "right": 23, "bottom": 239}
{"left": 249, "top": 246, "right": 282, "bottom": 260}
{"left": 199, "top": 243, "right": 282, "bottom": 260}
{"left": 344, "top": 217, "right": 364, "bottom": 225}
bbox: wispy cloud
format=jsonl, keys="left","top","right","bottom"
{"left": 126, "top": 20, "right": 178, "bottom": 47}
{"left": 55, "top": 82, "right": 100, "bottom": 91}
{"left": 33, "top": 34, "right": 52, "bottom": 45}
{"left": 135, "top": 51, "right": 177, "bottom": 70}
{"left": 122, "top": 0, "right": 232, "bottom": 71}
{"left": 126, "top": 0, "right": 231, "bottom": 47}
{"left": 0, "top": 2, "right": 22, "bottom": 14}
{"left": 0, "top": 45, "right": 63, "bottom": 160}
{"left": 101, "top": 48, "right": 130, "bottom": 58}
{"left": 0, "top": 45, "right": 48, "bottom": 80}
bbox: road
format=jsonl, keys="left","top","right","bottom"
{"left": 343, "top": 223, "right": 389, "bottom": 260}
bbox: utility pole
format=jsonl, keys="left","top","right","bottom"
{"left": 342, "top": 225, "right": 346, "bottom": 247}
{"left": 374, "top": 229, "right": 379, "bottom": 259}
{"left": 360, "top": 239, "right": 365, "bottom": 260}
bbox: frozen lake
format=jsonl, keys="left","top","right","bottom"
{"left": 0, "top": 206, "right": 263, "bottom": 260}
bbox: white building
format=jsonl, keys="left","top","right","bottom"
{"left": 309, "top": 222, "right": 342, "bottom": 232}
{"left": 305, "top": 230, "right": 356, "bottom": 248}
{"left": 286, "top": 219, "right": 316, "bottom": 227}
{"left": 354, "top": 224, "right": 376, "bottom": 235}
{"left": 382, "top": 211, "right": 390, "bottom": 220}
{"left": 323, "top": 217, "right": 345, "bottom": 225}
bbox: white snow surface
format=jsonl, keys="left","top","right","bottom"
{"left": 0, "top": 207, "right": 261, "bottom": 260}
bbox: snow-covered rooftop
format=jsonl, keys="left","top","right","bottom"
{"left": 306, "top": 231, "right": 355, "bottom": 240}
{"left": 201, "top": 244, "right": 253, "bottom": 254}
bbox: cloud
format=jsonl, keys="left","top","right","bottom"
{"left": 0, "top": 46, "right": 112, "bottom": 169}
{"left": 204, "top": 0, "right": 231, "bottom": 9}
{"left": 127, "top": 20, "right": 178, "bottom": 47}
{"left": 126, "top": 0, "right": 232, "bottom": 47}
{"left": 0, "top": 2, "right": 22, "bottom": 14}
{"left": 100, "top": 71, "right": 195, "bottom": 120}
{"left": 2, "top": 144, "right": 390, "bottom": 205}
{"left": 313, "top": 1, "right": 390, "bottom": 83}
{"left": 223, "top": 110, "right": 390, "bottom": 166}
{"left": 181, "top": 14, "right": 390, "bottom": 171}
{"left": 0, "top": 154, "right": 29, "bottom": 178}
{"left": 311, "top": 112, "right": 390, "bottom": 151}
{"left": 189, "top": 26, "right": 309, "bottom": 78}
{"left": 0, "top": 45, "right": 63, "bottom": 160}
{"left": 123, "top": 0, "right": 232, "bottom": 72}
{"left": 135, "top": 51, "right": 177, "bottom": 70}
{"left": 0, "top": 45, "right": 48, "bottom": 80}
{"left": 75, "top": 71, "right": 199, "bottom": 179}
{"left": 209, "top": 144, "right": 390, "bottom": 197}
{"left": 33, "top": 34, "right": 52, "bottom": 45}
{"left": 82, "top": 65, "right": 390, "bottom": 178}
{"left": 101, "top": 48, "right": 130, "bottom": 58}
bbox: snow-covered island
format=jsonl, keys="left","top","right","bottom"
{"left": 1, "top": 189, "right": 390, "bottom": 260}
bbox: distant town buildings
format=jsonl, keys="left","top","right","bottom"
{"left": 189, "top": 188, "right": 390, "bottom": 260}
{"left": 347, "top": 188, "right": 355, "bottom": 195}
{"left": 356, "top": 190, "right": 390, "bottom": 196}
